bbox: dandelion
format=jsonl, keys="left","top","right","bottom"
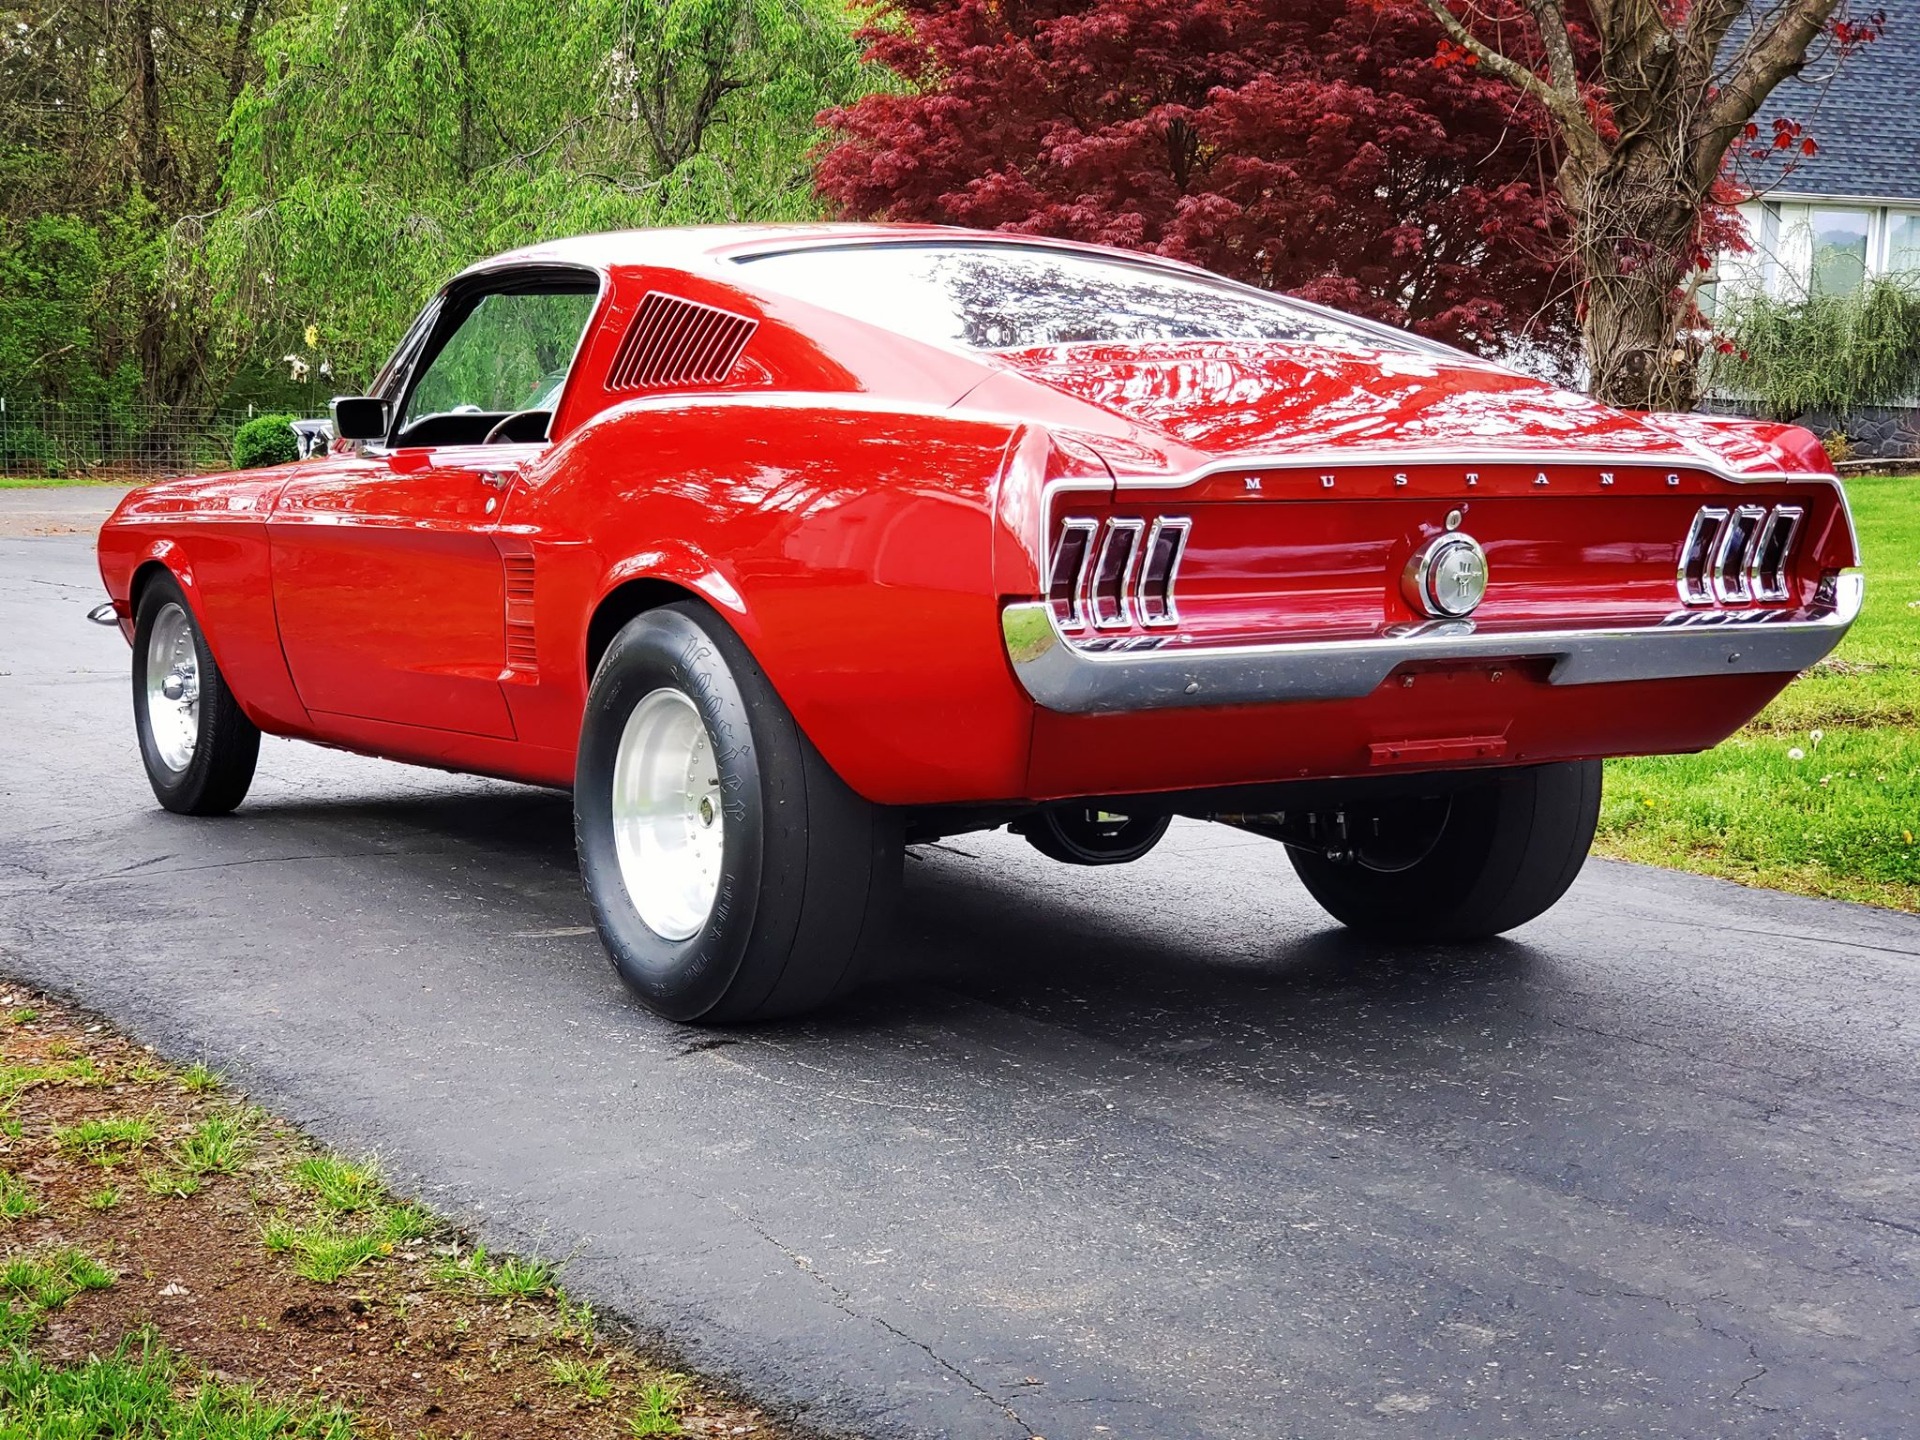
{"left": 1905, "top": 830, "right": 1914, "bottom": 846}
{"left": 1788, "top": 746, "right": 1805, "bottom": 760}
{"left": 1810, "top": 728, "right": 1824, "bottom": 748}
{"left": 304, "top": 323, "right": 320, "bottom": 349}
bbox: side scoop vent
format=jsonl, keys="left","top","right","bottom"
{"left": 503, "top": 553, "right": 538, "bottom": 673}
{"left": 605, "top": 291, "right": 757, "bottom": 392}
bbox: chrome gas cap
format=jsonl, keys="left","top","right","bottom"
{"left": 1403, "top": 532, "right": 1489, "bottom": 619}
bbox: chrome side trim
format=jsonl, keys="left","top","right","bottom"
{"left": 1000, "top": 570, "right": 1863, "bottom": 715}
{"left": 86, "top": 601, "right": 119, "bottom": 627}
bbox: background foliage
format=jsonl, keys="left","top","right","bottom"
{"left": 1711, "top": 277, "right": 1920, "bottom": 421}
{"left": 0, "top": 0, "right": 870, "bottom": 437}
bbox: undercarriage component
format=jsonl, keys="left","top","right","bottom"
{"left": 1014, "top": 805, "right": 1172, "bottom": 865}
{"left": 1214, "top": 795, "right": 1453, "bottom": 873}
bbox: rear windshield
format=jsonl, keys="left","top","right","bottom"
{"left": 737, "top": 242, "right": 1436, "bottom": 355}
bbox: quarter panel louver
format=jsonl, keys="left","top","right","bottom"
{"left": 605, "top": 291, "right": 757, "bottom": 392}
{"left": 503, "top": 553, "right": 537, "bottom": 674}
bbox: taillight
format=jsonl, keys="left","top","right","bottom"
{"left": 1678, "top": 502, "right": 1804, "bottom": 606}
{"left": 1049, "top": 515, "right": 1189, "bottom": 632}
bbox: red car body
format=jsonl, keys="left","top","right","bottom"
{"left": 95, "top": 225, "right": 1861, "bottom": 817}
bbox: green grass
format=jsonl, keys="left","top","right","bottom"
{"left": 84, "top": 1184, "right": 121, "bottom": 1212}
{"left": 0, "top": 474, "right": 135, "bottom": 489}
{"left": 290, "top": 1154, "right": 384, "bottom": 1215}
{"left": 431, "top": 1245, "right": 557, "bottom": 1300}
{"left": 0, "top": 1330, "right": 359, "bottom": 1438}
{"left": 176, "top": 1111, "right": 252, "bottom": 1176}
{"left": 179, "top": 1061, "right": 224, "bottom": 1094}
{"left": 52, "top": 1115, "right": 155, "bottom": 1165}
{"left": 549, "top": 1355, "right": 613, "bottom": 1399}
{"left": 0, "top": 1247, "right": 115, "bottom": 1345}
{"left": 1600, "top": 475, "right": 1920, "bottom": 909}
{"left": 7, "top": 1010, "right": 36, "bottom": 1027}
{"left": 0, "top": 1173, "right": 39, "bottom": 1223}
{"left": 628, "top": 1375, "right": 688, "bottom": 1436}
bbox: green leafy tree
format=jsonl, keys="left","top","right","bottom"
{"left": 199, "top": 0, "right": 871, "bottom": 391}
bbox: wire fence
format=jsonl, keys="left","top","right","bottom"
{"left": 0, "top": 398, "right": 295, "bottom": 480}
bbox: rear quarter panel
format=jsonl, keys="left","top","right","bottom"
{"left": 505, "top": 395, "right": 1038, "bottom": 805}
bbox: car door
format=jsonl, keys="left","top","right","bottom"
{"left": 269, "top": 270, "right": 600, "bottom": 738}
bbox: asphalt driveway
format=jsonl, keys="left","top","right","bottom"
{"left": 2, "top": 523, "right": 1915, "bottom": 1438}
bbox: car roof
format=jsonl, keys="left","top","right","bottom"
{"left": 460, "top": 222, "right": 1221, "bottom": 283}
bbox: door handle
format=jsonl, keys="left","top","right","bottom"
{"left": 479, "top": 470, "right": 511, "bottom": 490}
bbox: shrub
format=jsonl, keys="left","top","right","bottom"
{"left": 1711, "top": 277, "right": 1920, "bottom": 420}
{"left": 231, "top": 413, "right": 300, "bottom": 469}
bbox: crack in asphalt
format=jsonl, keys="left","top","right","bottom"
{"left": 717, "top": 1198, "right": 1037, "bottom": 1437}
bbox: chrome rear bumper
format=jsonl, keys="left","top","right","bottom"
{"left": 1001, "top": 570, "right": 1863, "bottom": 715}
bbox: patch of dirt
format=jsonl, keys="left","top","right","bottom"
{"left": 0, "top": 989, "right": 799, "bottom": 1438}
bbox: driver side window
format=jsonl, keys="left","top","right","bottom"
{"left": 397, "top": 284, "right": 598, "bottom": 444}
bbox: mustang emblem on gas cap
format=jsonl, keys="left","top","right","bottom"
{"left": 1403, "top": 532, "right": 1489, "bottom": 619}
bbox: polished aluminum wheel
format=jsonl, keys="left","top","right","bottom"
{"left": 610, "top": 687, "right": 725, "bottom": 941}
{"left": 144, "top": 601, "right": 200, "bottom": 774}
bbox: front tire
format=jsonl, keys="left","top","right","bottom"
{"left": 1287, "top": 761, "right": 1601, "bottom": 941}
{"left": 131, "top": 572, "right": 260, "bottom": 816}
{"left": 574, "top": 602, "right": 902, "bottom": 1023}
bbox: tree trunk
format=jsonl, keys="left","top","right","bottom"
{"left": 1560, "top": 144, "right": 1707, "bottom": 412}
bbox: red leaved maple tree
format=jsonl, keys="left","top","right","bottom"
{"left": 816, "top": 0, "right": 1576, "bottom": 362}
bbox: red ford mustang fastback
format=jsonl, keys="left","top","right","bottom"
{"left": 94, "top": 225, "right": 1861, "bottom": 1022}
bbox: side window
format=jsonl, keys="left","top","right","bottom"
{"left": 397, "top": 284, "right": 598, "bottom": 444}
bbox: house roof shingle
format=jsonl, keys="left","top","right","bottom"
{"left": 1741, "top": 0, "right": 1920, "bottom": 202}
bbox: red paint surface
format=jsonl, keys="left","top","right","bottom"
{"left": 96, "top": 226, "right": 1859, "bottom": 808}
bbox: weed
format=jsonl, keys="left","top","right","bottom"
{"left": 0, "top": 1331, "right": 356, "bottom": 1438}
{"left": 126, "top": 1060, "right": 169, "bottom": 1084}
{"left": 142, "top": 1168, "right": 201, "bottom": 1199}
{"left": 549, "top": 1356, "right": 613, "bottom": 1399}
{"left": 8, "top": 1009, "right": 36, "bottom": 1026}
{"left": 0, "top": 1246, "right": 114, "bottom": 1338}
{"left": 0, "top": 1119, "right": 19, "bottom": 1140}
{"left": 53, "top": 1114, "right": 155, "bottom": 1165}
{"left": 293, "top": 1229, "right": 392, "bottom": 1285}
{"left": 553, "top": 1294, "right": 599, "bottom": 1347}
{"left": 291, "top": 1153, "right": 384, "bottom": 1214}
{"left": 628, "top": 1375, "right": 689, "bottom": 1436}
{"left": 0, "top": 1172, "right": 39, "bottom": 1222}
{"left": 431, "top": 1245, "right": 556, "bottom": 1299}
{"left": 177, "top": 1110, "right": 250, "bottom": 1176}
{"left": 84, "top": 1185, "right": 121, "bottom": 1212}
{"left": 261, "top": 1215, "right": 393, "bottom": 1284}
{"left": 378, "top": 1202, "right": 435, "bottom": 1243}
{"left": 179, "top": 1061, "right": 223, "bottom": 1093}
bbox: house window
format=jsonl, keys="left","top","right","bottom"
{"left": 1888, "top": 212, "right": 1920, "bottom": 277}
{"left": 1810, "top": 208, "right": 1871, "bottom": 295}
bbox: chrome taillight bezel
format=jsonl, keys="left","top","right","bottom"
{"left": 1048, "top": 514, "right": 1190, "bottom": 633}
{"left": 1679, "top": 501, "right": 1806, "bottom": 608}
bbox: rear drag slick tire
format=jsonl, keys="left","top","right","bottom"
{"left": 1287, "top": 761, "right": 1602, "bottom": 941}
{"left": 574, "top": 601, "right": 902, "bottom": 1023}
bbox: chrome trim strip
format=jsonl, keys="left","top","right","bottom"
{"left": 85, "top": 601, "right": 119, "bottom": 626}
{"left": 1136, "top": 516, "right": 1191, "bottom": 627}
{"left": 1711, "top": 504, "right": 1768, "bottom": 605}
{"left": 1048, "top": 517, "right": 1101, "bottom": 629}
{"left": 1749, "top": 504, "right": 1803, "bottom": 603}
{"left": 1000, "top": 570, "right": 1863, "bottom": 715}
{"left": 1089, "top": 518, "right": 1145, "bottom": 629}
{"left": 1098, "top": 448, "right": 1840, "bottom": 492}
{"left": 1678, "top": 506, "right": 1729, "bottom": 606}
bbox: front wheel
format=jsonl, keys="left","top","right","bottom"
{"left": 131, "top": 571, "right": 260, "bottom": 816}
{"left": 1286, "top": 761, "right": 1602, "bottom": 941}
{"left": 574, "top": 602, "right": 902, "bottom": 1023}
